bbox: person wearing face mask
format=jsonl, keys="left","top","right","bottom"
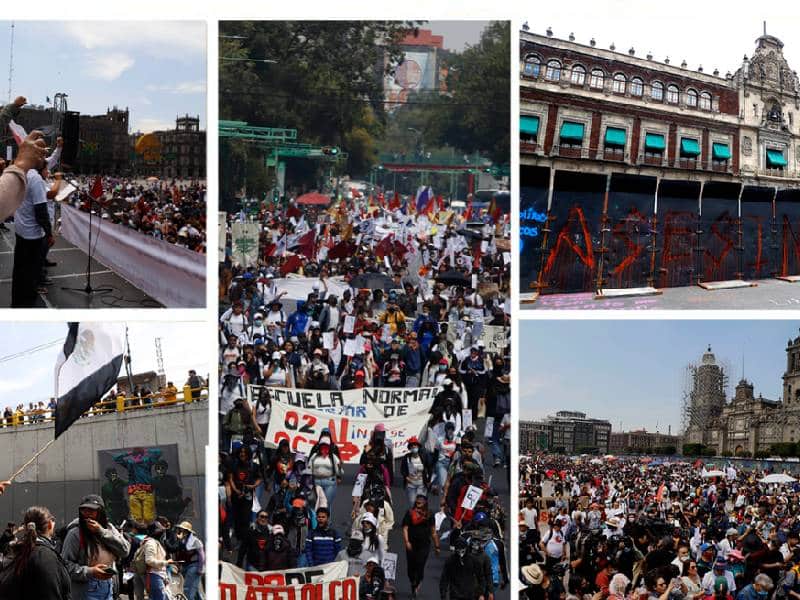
{"left": 736, "top": 574, "right": 774, "bottom": 600}
{"left": 0, "top": 506, "right": 70, "bottom": 600}
{"left": 413, "top": 304, "right": 438, "bottom": 351}
{"left": 247, "top": 313, "right": 268, "bottom": 345}
{"left": 238, "top": 510, "right": 270, "bottom": 571}
{"left": 356, "top": 513, "right": 385, "bottom": 566}
{"left": 264, "top": 524, "right": 296, "bottom": 570}
{"left": 362, "top": 425, "right": 394, "bottom": 485}
{"left": 433, "top": 421, "right": 458, "bottom": 495}
{"left": 402, "top": 493, "right": 440, "bottom": 599}
{"left": 309, "top": 435, "right": 343, "bottom": 513}
{"left": 440, "top": 538, "right": 484, "bottom": 600}
{"left": 336, "top": 531, "right": 367, "bottom": 577}
{"left": 401, "top": 438, "right": 432, "bottom": 506}
{"left": 359, "top": 557, "right": 386, "bottom": 600}
{"left": 173, "top": 522, "right": 204, "bottom": 600}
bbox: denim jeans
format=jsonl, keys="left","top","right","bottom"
{"left": 488, "top": 417, "right": 505, "bottom": 464}
{"left": 316, "top": 476, "right": 338, "bottom": 513}
{"left": 435, "top": 457, "right": 451, "bottom": 490}
{"left": 182, "top": 562, "right": 203, "bottom": 600}
{"left": 148, "top": 573, "right": 167, "bottom": 600}
{"left": 85, "top": 577, "right": 113, "bottom": 600}
{"left": 405, "top": 482, "right": 428, "bottom": 506}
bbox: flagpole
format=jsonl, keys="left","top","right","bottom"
{"left": 8, "top": 438, "right": 57, "bottom": 482}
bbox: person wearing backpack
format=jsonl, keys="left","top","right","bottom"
{"left": 132, "top": 521, "right": 175, "bottom": 600}
{"left": 0, "top": 506, "right": 70, "bottom": 600}
{"left": 61, "top": 494, "right": 130, "bottom": 600}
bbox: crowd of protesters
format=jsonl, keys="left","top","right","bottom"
{"left": 66, "top": 176, "right": 207, "bottom": 253}
{"left": 0, "top": 492, "right": 205, "bottom": 600}
{"left": 218, "top": 189, "right": 511, "bottom": 598}
{"left": 518, "top": 454, "right": 800, "bottom": 600}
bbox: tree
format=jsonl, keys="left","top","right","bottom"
{"left": 219, "top": 21, "right": 421, "bottom": 193}
{"left": 425, "top": 21, "right": 510, "bottom": 165}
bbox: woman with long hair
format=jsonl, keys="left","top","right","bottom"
{"left": 0, "top": 506, "right": 70, "bottom": 600}
{"left": 401, "top": 494, "right": 440, "bottom": 599}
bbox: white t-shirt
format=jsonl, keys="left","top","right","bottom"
{"left": 521, "top": 506, "right": 538, "bottom": 528}
{"left": 545, "top": 529, "right": 565, "bottom": 558}
{"left": 15, "top": 170, "right": 48, "bottom": 239}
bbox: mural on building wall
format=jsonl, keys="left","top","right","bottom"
{"left": 97, "top": 444, "right": 192, "bottom": 526}
{"left": 522, "top": 170, "right": 800, "bottom": 294}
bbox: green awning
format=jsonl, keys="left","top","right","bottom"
{"left": 712, "top": 143, "right": 731, "bottom": 160}
{"left": 604, "top": 127, "right": 626, "bottom": 147}
{"left": 767, "top": 149, "right": 788, "bottom": 167}
{"left": 559, "top": 121, "right": 585, "bottom": 142}
{"left": 680, "top": 138, "right": 701, "bottom": 157}
{"left": 520, "top": 115, "right": 540, "bottom": 136}
{"left": 644, "top": 133, "right": 665, "bottom": 151}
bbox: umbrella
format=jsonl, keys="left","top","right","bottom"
{"left": 590, "top": 458, "right": 603, "bottom": 465}
{"left": 349, "top": 273, "right": 395, "bottom": 291}
{"left": 435, "top": 270, "right": 470, "bottom": 286}
{"left": 146, "top": 176, "right": 159, "bottom": 182}
{"left": 456, "top": 228, "right": 483, "bottom": 240}
{"left": 297, "top": 192, "right": 331, "bottom": 206}
{"left": 760, "top": 473, "right": 797, "bottom": 484}
{"left": 702, "top": 470, "right": 726, "bottom": 478}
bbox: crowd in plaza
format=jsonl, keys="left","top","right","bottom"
{"left": 519, "top": 454, "right": 800, "bottom": 600}
{"left": 218, "top": 189, "right": 511, "bottom": 597}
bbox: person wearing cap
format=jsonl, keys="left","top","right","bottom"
{"left": 359, "top": 556, "right": 386, "bottom": 600}
{"left": 264, "top": 523, "right": 296, "bottom": 570}
{"left": 174, "top": 521, "right": 204, "bottom": 600}
{"left": 400, "top": 437, "right": 431, "bottom": 505}
{"left": 440, "top": 537, "right": 483, "bottom": 600}
{"left": 61, "top": 494, "right": 131, "bottom": 600}
{"left": 402, "top": 492, "right": 440, "bottom": 598}
{"left": 702, "top": 556, "right": 737, "bottom": 595}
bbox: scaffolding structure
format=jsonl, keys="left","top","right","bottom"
{"left": 681, "top": 346, "right": 730, "bottom": 442}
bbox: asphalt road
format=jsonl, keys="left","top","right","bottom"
{"left": 222, "top": 452, "right": 511, "bottom": 599}
{"left": 0, "top": 222, "right": 160, "bottom": 308}
{"left": 523, "top": 278, "right": 800, "bottom": 310}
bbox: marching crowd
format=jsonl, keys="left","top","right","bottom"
{"left": 519, "top": 454, "right": 800, "bottom": 600}
{"left": 218, "top": 191, "right": 511, "bottom": 598}
{"left": 0, "top": 493, "right": 205, "bottom": 600}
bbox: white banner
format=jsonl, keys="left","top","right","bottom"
{"left": 272, "top": 275, "right": 351, "bottom": 303}
{"left": 60, "top": 204, "right": 205, "bottom": 307}
{"left": 252, "top": 386, "right": 438, "bottom": 420}
{"left": 231, "top": 222, "right": 260, "bottom": 267}
{"left": 219, "top": 211, "right": 227, "bottom": 262}
{"left": 264, "top": 389, "right": 434, "bottom": 463}
{"left": 220, "top": 561, "right": 357, "bottom": 600}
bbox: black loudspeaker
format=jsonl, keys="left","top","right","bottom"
{"left": 61, "top": 111, "right": 80, "bottom": 164}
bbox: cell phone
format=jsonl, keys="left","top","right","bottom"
{"left": 102, "top": 565, "right": 118, "bottom": 575}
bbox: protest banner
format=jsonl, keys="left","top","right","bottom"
{"left": 382, "top": 552, "right": 398, "bottom": 581}
{"left": 481, "top": 324, "right": 509, "bottom": 354}
{"left": 352, "top": 473, "right": 367, "bottom": 498}
{"left": 220, "top": 561, "right": 358, "bottom": 600}
{"left": 231, "top": 222, "right": 261, "bottom": 267}
{"left": 460, "top": 484, "right": 484, "bottom": 510}
{"left": 265, "top": 393, "right": 433, "bottom": 463}
{"left": 252, "top": 386, "right": 438, "bottom": 420}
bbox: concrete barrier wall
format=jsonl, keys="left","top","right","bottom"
{"left": 0, "top": 402, "right": 207, "bottom": 538}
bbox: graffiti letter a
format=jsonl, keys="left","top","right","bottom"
{"left": 543, "top": 205, "right": 595, "bottom": 274}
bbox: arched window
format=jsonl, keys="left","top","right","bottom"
{"left": 545, "top": 60, "right": 562, "bottom": 81}
{"left": 523, "top": 55, "right": 541, "bottom": 78}
{"left": 651, "top": 81, "right": 664, "bottom": 101}
{"left": 700, "top": 92, "right": 712, "bottom": 110}
{"left": 612, "top": 73, "right": 626, "bottom": 94}
{"left": 687, "top": 89, "right": 698, "bottom": 107}
{"left": 666, "top": 84, "right": 680, "bottom": 104}
{"left": 570, "top": 64, "right": 586, "bottom": 86}
{"left": 589, "top": 69, "right": 605, "bottom": 89}
{"left": 630, "top": 77, "right": 644, "bottom": 97}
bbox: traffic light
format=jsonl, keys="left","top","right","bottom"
{"left": 322, "top": 146, "right": 340, "bottom": 156}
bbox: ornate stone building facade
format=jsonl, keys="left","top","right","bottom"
{"left": 520, "top": 27, "right": 800, "bottom": 296}
{"left": 684, "top": 335, "right": 800, "bottom": 454}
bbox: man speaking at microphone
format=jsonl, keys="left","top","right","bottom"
{"left": 11, "top": 151, "right": 58, "bottom": 307}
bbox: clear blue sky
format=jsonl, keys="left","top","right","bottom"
{"left": 0, "top": 322, "right": 208, "bottom": 410}
{"left": 0, "top": 21, "right": 206, "bottom": 133}
{"left": 519, "top": 320, "right": 800, "bottom": 433}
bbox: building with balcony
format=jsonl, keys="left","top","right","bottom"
{"left": 132, "top": 115, "right": 206, "bottom": 180}
{"left": 608, "top": 429, "right": 680, "bottom": 454}
{"left": 520, "top": 27, "right": 800, "bottom": 296}
{"left": 523, "top": 410, "right": 612, "bottom": 454}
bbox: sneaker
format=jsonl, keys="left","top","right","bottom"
{"left": 45, "top": 260, "right": 57, "bottom": 267}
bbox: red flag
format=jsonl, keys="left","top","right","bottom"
{"left": 473, "top": 243, "right": 482, "bottom": 269}
{"left": 423, "top": 194, "right": 436, "bottom": 215}
{"left": 328, "top": 240, "right": 355, "bottom": 260}
{"left": 262, "top": 242, "right": 276, "bottom": 258}
{"left": 90, "top": 176, "right": 104, "bottom": 200}
{"left": 436, "top": 194, "right": 444, "bottom": 212}
{"left": 293, "top": 230, "right": 316, "bottom": 259}
{"left": 656, "top": 483, "right": 666, "bottom": 503}
{"left": 378, "top": 192, "right": 385, "bottom": 208}
{"left": 375, "top": 236, "right": 394, "bottom": 259}
{"left": 286, "top": 203, "right": 302, "bottom": 219}
{"left": 489, "top": 197, "right": 502, "bottom": 223}
{"left": 464, "top": 199, "right": 473, "bottom": 221}
{"left": 388, "top": 192, "right": 401, "bottom": 211}
{"left": 279, "top": 255, "right": 303, "bottom": 276}
{"left": 392, "top": 240, "right": 408, "bottom": 260}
